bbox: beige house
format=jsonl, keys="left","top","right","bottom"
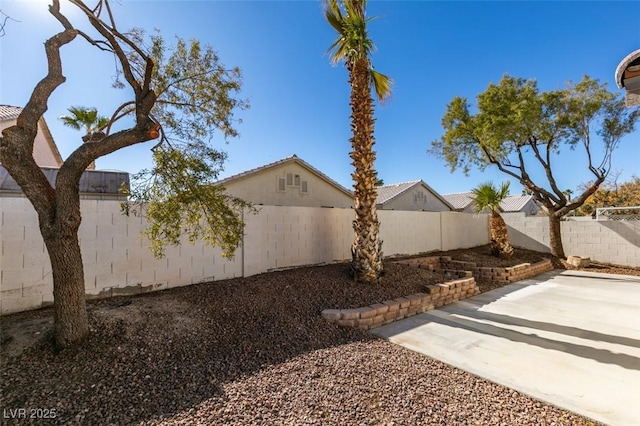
{"left": 376, "top": 180, "right": 453, "bottom": 211}
{"left": 0, "top": 105, "right": 63, "bottom": 168}
{"left": 218, "top": 155, "right": 354, "bottom": 208}
{"left": 0, "top": 105, "right": 129, "bottom": 200}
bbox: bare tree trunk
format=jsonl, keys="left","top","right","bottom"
{"left": 44, "top": 232, "right": 89, "bottom": 349}
{"left": 548, "top": 214, "right": 565, "bottom": 259}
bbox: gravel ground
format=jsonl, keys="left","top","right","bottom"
{"left": 0, "top": 247, "right": 619, "bottom": 425}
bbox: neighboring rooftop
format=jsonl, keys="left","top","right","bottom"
{"left": 376, "top": 180, "right": 422, "bottom": 205}
{"left": 218, "top": 154, "right": 353, "bottom": 197}
{"left": 500, "top": 195, "right": 538, "bottom": 212}
{"left": 0, "top": 105, "right": 23, "bottom": 121}
{"left": 440, "top": 192, "right": 475, "bottom": 210}
{"left": 442, "top": 192, "right": 541, "bottom": 213}
{"left": 0, "top": 105, "right": 64, "bottom": 168}
{"left": 376, "top": 180, "right": 454, "bottom": 210}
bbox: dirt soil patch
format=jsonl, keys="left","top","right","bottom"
{"left": 0, "top": 246, "right": 620, "bottom": 425}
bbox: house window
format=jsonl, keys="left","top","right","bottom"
{"left": 294, "top": 174, "right": 301, "bottom": 187}
{"left": 286, "top": 173, "right": 293, "bottom": 186}
{"left": 277, "top": 176, "right": 286, "bottom": 192}
{"left": 301, "top": 180, "right": 308, "bottom": 194}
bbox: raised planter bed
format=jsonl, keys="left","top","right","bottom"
{"left": 322, "top": 277, "right": 480, "bottom": 330}
{"left": 395, "top": 256, "right": 553, "bottom": 285}
{"left": 322, "top": 255, "right": 552, "bottom": 330}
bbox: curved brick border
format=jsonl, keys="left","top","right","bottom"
{"left": 322, "top": 277, "right": 479, "bottom": 330}
{"left": 323, "top": 257, "right": 553, "bottom": 330}
{"left": 396, "top": 256, "right": 553, "bottom": 285}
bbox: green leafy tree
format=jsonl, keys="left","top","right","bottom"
{"left": 430, "top": 74, "right": 639, "bottom": 258}
{"left": 576, "top": 174, "right": 640, "bottom": 216}
{"left": 469, "top": 181, "right": 514, "bottom": 258}
{"left": 324, "top": 0, "right": 392, "bottom": 283}
{"left": 0, "top": 0, "right": 248, "bottom": 349}
{"left": 59, "top": 106, "right": 109, "bottom": 168}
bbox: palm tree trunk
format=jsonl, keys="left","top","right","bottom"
{"left": 490, "top": 211, "right": 514, "bottom": 258}
{"left": 348, "top": 58, "right": 383, "bottom": 283}
{"left": 548, "top": 214, "right": 565, "bottom": 258}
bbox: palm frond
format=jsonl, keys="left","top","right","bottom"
{"left": 370, "top": 69, "right": 393, "bottom": 102}
{"left": 58, "top": 106, "right": 109, "bottom": 134}
{"left": 470, "top": 181, "right": 510, "bottom": 213}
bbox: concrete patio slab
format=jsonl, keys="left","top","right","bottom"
{"left": 372, "top": 270, "right": 640, "bottom": 426}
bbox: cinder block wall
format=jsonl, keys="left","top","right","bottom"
{"left": 503, "top": 213, "right": 640, "bottom": 267}
{"left": 0, "top": 196, "right": 490, "bottom": 315}
{"left": 242, "top": 205, "right": 354, "bottom": 276}
{"left": 0, "top": 197, "right": 242, "bottom": 315}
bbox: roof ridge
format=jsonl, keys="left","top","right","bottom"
{"left": 379, "top": 179, "right": 420, "bottom": 188}
{"left": 217, "top": 155, "right": 353, "bottom": 197}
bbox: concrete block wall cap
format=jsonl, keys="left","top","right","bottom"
{"left": 382, "top": 300, "right": 400, "bottom": 311}
{"left": 406, "top": 294, "right": 422, "bottom": 305}
{"left": 395, "top": 297, "right": 411, "bottom": 308}
{"left": 340, "top": 309, "right": 360, "bottom": 320}
{"left": 369, "top": 303, "right": 389, "bottom": 315}
{"left": 426, "top": 284, "right": 440, "bottom": 295}
{"left": 356, "top": 306, "right": 377, "bottom": 319}
{"left": 322, "top": 309, "right": 342, "bottom": 321}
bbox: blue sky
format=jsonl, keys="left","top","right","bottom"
{"left": 1, "top": 0, "right": 639, "bottom": 196}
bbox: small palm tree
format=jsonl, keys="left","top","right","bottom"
{"left": 324, "top": 0, "right": 392, "bottom": 283}
{"left": 59, "top": 106, "right": 109, "bottom": 169}
{"left": 470, "top": 181, "right": 514, "bottom": 258}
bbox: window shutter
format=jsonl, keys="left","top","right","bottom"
{"left": 301, "top": 180, "right": 308, "bottom": 194}
{"left": 277, "top": 177, "right": 286, "bottom": 192}
{"left": 286, "top": 173, "right": 293, "bottom": 186}
{"left": 294, "top": 174, "right": 301, "bottom": 186}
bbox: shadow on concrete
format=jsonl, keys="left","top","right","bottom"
{"left": 380, "top": 271, "right": 640, "bottom": 371}
{"left": 386, "top": 309, "right": 640, "bottom": 372}
{"left": 446, "top": 305, "right": 640, "bottom": 354}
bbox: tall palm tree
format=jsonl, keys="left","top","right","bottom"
{"left": 324, "top": 0, "right": 392, "bottom": 283}
{"left": 470, "top": 181, "right": 514, "bottom": 258}
{"left": 59, "top": 106, "right": 109, "bottom": 169}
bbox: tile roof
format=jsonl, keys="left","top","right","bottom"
{"left": 499, "top": 195, "right": 536, "bottom": 212}
{"left": 217, "top": 154, "right": 353, "bottom": 197}
{"left": 441, "top": 192, "right": 474, "bottom": 210}
{"left": 0, "top": 105, "right": 23, "bottom": 121}
{"left": 376, "top": 180, "right": 421, "bottom": 204}
{"left": 376, "top": 180, "right": 454, "bottom": 209}
{"left": 442, "top": 191, "right": 538, "bottom": 213}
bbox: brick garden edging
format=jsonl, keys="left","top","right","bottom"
{"left": 322, "top": 256, "right": 553, "bottom": 331}
{"left": 395, "top": 256, "right": 553, "bottom": 285}
{"left": 321, "top": 277, "right": 480, "bottom": 330}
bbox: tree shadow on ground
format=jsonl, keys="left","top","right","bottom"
{"left": 0, "top": 263, "right": 384, "bottom": 425}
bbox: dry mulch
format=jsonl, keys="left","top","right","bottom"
{"left": 1, "top": 245, "right": 627, "bottom": 425}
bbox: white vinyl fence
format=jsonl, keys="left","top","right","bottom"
{"left": 0, "top": 196, "right": 489, "bottom": 314}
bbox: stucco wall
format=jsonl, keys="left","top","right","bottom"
{"left": 440, "top": 212, "right": 492, "bottom": 251}
{"left": 222, "top": 162, "right": 353, "bottom": 208}
{"left": 379, "top": 186, "right": 451, "bottom": 212}
{"left": 0, "top": 196, "right": 491, "bottom": 315}
{"left": 503, "top": 212, "right": 640, "bottom": 267}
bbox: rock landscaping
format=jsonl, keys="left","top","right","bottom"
{"left": 0, "top": 247, "right": 612, "bottom": 425}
